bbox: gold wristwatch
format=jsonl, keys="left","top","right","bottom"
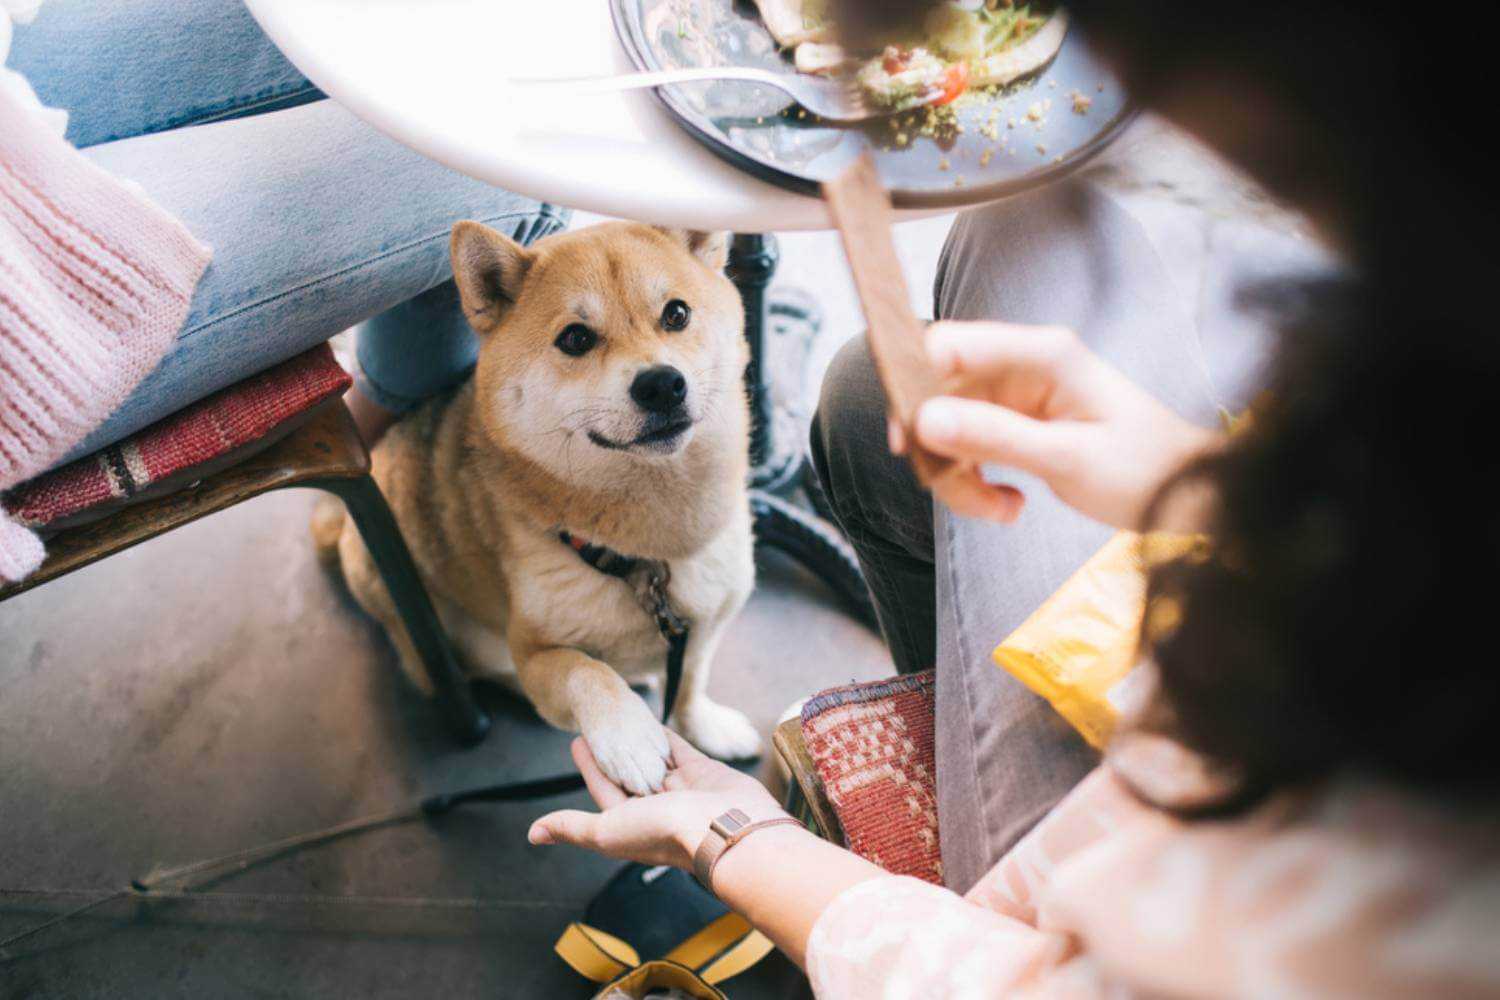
{"left": 692, "top": 808, "right": 801, "bottom": 894}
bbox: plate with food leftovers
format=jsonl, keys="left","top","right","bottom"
{"left": 609, "top": 0, "right": 1132, "bottom": 207}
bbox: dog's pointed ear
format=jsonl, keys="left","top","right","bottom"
{"left": 656, "top": 228, "right": 729, "bottom": 270}
{"left": 451, "top": 221, "right": 533, "bottom": 334}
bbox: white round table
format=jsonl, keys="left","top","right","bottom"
{"left": 242, "top": 0, "right": 978, "bottom": 628}
{"left": 241, "top": 0, "right": 979, "bottom": 232}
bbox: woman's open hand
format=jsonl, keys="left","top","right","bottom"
{"left": 528, "top": 729, "right": 785, "bottom": 870}
{"left": 903, "top": 321, "right": 1217, "bottom": 528}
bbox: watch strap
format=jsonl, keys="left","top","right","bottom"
{"left": 692, "top": 809, "right": 800, "bottom": 894}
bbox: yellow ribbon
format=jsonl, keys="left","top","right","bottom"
{"left": 555, "top": 911, "right": 775, "bottom": 998}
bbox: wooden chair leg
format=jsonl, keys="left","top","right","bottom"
{"left": 315, "top": 473, "right": 492, "bottom": 746}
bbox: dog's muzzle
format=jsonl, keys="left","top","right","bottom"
{"left": 587, "top": 365, "right": 694, "bottom": 452}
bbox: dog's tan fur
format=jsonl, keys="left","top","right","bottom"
{"left": 318, "top": 221, "right": 758, "bottom": 794}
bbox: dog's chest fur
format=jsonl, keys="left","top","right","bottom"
{"left": 503, "top": 515, "right": 748, "bottom": 677}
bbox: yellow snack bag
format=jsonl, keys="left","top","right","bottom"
{"left": 992, "top": 531, "right": 1200, "bottom": 748}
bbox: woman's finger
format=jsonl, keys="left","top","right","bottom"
{"left": 887, "top": 417, "right": 907, "bottom": 455}
{"left": 915, "top": 396, "right": 1064, "bottom": 477}
{"left": 528, "top": 809, "right": 600, "bottom": 847}
{"left": 925, "top": 321, "right": 1080, "bottom": 382}
{"left": 572, "top": 737, "right": 628, "bottom": 810}
{"left": 930, "top": 465, "right": 1025, "bottom": 522}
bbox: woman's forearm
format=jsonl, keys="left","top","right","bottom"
{"left": 530, "top": 733, "right": 894, "bottom": 967}
{"left": 700, "top": 823, "right": 888, "bottom": 966}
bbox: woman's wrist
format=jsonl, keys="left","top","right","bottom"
{"left": 703, "top": 822, "right": 886, "bottom": 967}
{"left": 672, "top": 796, "right": 792, "bottom": 861}
{"left": 1174, "top": 420, "right": 1220, "bottom": 466}
{"left": 1143, "top": 419, "right": 1222, "bottom": 531}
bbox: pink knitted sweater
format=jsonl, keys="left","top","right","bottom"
{"left": 1, "top": 88, "right": 212, "bottom": 582}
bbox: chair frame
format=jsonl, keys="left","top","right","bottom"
{"left": 0, "top": 401, "right": 491, "bottom": 745}
{"left": 772, "top": 717, "right": 843, "bottom": 846}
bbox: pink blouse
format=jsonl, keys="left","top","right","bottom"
{"left": 806, "top": 766, "right": 1500, "bottom": 998}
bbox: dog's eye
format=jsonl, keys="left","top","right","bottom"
{"left": 661, "top": 299, "right": 691, "bottom": 332}
{"left": 555, "top": 323, "right": 597, "bottom": 357}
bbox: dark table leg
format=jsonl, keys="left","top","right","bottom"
{"left": 726, "top": 234, "right": 877, "bottom": 629}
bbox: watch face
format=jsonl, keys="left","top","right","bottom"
{"left": 713, "top": 808, "right": 752, "bottom": 837}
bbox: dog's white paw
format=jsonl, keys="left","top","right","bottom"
{"left": 582, "top": 697, "right": 672, "bottom": 796}
{"left": 676, "top": 699, "right": 763, "bottom": 761}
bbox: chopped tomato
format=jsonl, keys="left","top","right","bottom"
{"left": 931, "top": 61, "right": 970, "bottom": 106}
{"left": 882, "top": 45, "right": 910, "bottom": 75}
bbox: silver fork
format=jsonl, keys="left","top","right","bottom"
{"left": 509, "top": 67, "right": 876, "bottom": 123}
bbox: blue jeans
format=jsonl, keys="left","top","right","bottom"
{"left": 8, "top": 0, "right": 569, "bottom": 465}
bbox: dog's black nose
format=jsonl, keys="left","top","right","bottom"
{"left": 630, "top": 365, "right": 687, "bottom": 413}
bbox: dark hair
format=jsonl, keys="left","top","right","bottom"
{"left": 1066, "top": 3, "right": 1500, "bottom": 799}
{"left": 1142, "top": 286, "right": 1500, "bottom": 799}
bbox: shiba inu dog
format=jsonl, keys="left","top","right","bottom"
{"left": 316, "top": 221, "right": 759, "bottom": 794}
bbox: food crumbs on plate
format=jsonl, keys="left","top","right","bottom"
{"left": 953, "top": 175, "right": 966, "bottom": 187}
{"left": 1053, "top": 155, "right": 1064, "bottom": 163}
{"left": 1026, "top": 102, "right": 1044, "bottom": 122}
{"left": 979, "top": 148, "right": 994, "bottom": 166}
{"left": 1036, "top": 143, "right": 1048, "bottom": 155}
{"left": 1070, "top": 91, "right": 1093, "bottom": 115}
{"left": 938, "top": 157, "right": 951, "bottom": 170}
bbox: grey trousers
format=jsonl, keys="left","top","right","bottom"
{"left": 810, "top": 178, "right": 1283, "bottom": 893}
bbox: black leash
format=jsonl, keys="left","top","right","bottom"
{"left": 0, "top": 533, "right": 689, "bottom": 961}
{"left": 421, "top": 532, "right": 689, "bottom": 811}
{"left": 558, "top": 529, "right": 689, "bottom": 725}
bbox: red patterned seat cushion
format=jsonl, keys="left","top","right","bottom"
{"left": 4, "top": 344, "right": 351, "bottom": 531}
{"left": 800, "top": 670, "right": 941, "bottom": 884}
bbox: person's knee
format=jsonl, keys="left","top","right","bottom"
{"left": 933, "top": 179, "right": 1100, "bottom": 324}
{"left": 812, "top": 335, "right": 881, "bottom": 512}
{"left": 811, "top": 335, "right": 927, "bottom": 550}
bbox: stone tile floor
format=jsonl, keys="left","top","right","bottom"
{"left": 0, "top": 507, "right": 886, "bottom": 997}
{"left": 0, "top": 116, "right": 1301, "bottom": 998}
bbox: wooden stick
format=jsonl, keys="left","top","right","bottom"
{"left": 822, "top": 154, "right": 954, "bottom": 487}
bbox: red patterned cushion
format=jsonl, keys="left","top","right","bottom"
{"left": 800, "top": 670, "right": 941, "bottom": 884}
{"left": 4, "top": 344, "right": 350, "bottom": 530}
